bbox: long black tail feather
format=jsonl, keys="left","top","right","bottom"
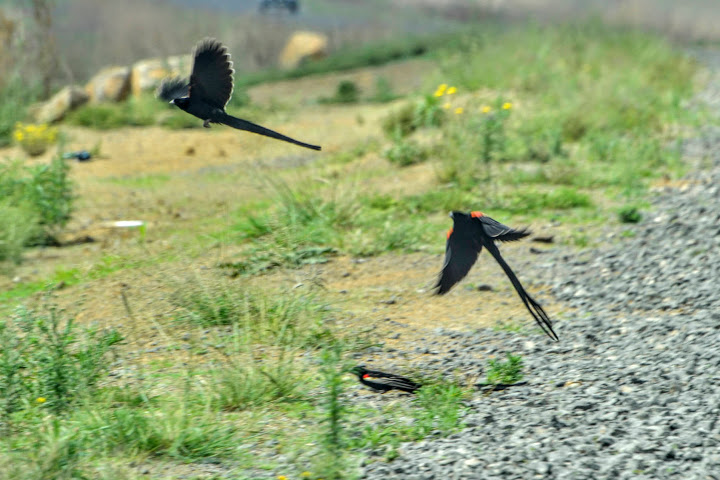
{"left": 218, "top": 113, "right": 321, "bottom": 151}
{"left": 483, "top": 240, "right": 559, "bottom": 341}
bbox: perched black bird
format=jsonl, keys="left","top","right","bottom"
{"left": 351, "top": 366, "right": 421, "bottom": 394}
{"left": 157, "top": 38, "right": 321, "bottom": 151}
{"left": 435, "top": 211, "right": 559, "bottom": 341}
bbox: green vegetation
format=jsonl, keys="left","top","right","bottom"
{"left": 0, "top": 156, "right": 73, "bottom": 262}
{"left": 0, "top": 279, "right": 465, "bottom": 479}
{"left": 66, "top": 95, "right": 159, "bottom": 129}
{"left": 383, "top": 136, "right": 429, "bottom": 166}
{"left": 0, "top": 77, "right": 40, "bottom": 147}
{"left": 429, "top": 22, "right": 695, "bottom": 199}
{"left": 486, "top": 353, "right": 525, "bottom": 385}
{"left": 348, "top": 380, "right": 469, "bottom": 461}
{"left": 0, "top": 303, "right": 122, "bottom": 420}
{"left": 619, "top": 205, "right": 643, "bottom": 223}
{"left": 320, "top": 80, "right": 361, "bottom": 104}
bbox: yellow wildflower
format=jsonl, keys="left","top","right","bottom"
{"left": 481, "top": 105, "right": 492, "bottom": 114}
{"left": 433, "top": 83, "right": 448, "bottom": 97}
{"left": 26, "top": 124, "right": 36, "bottom": 133}
{"left": 276, "top": 476, "right": 287, "bottom": 480}
{"left": 446, "top": 86, "right": 457, "bottom": 95}
{"left": 443, "top": 102, "right": 451, "bottom": 110}
{"left": 36, "top": 397, "right": 47, "bottom": 403}
{"left": 14, "top": 131, "right": 24, "bottom": 142}
{"left": 300, "top": 473, "right": 312, "bottom": 478}
{"left": 502, "top": 102, "right": 512, "bottom": 110}
{"left": 454, "top": 107, "right": 464, "bottom": 114}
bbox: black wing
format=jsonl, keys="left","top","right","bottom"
{"left": 190, "top": 38, "right": 234, "bottom": 109}
{"left": 477, "top": 215, "right": 531, "bottom": 242}
{"left": 482, "top": 239, "right": 559, "bottom": 341}
{"left": 435, "top": 225, "right": 482, "bottom": 295}
{"left": 157, "top": 77, "right": 189, "bottom": 102}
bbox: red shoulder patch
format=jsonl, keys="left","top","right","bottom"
{"left": 446, "top": 227, "right": 453, "bottom": 239}
{"left": 363, "top": 374, "right": 371, "bottom": 379}
{"left": 471, "top": 211, "right": 484, "bottom": 218}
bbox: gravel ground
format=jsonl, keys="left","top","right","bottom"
{"left": 360, "top": 60, "right": 720, "bottom": 479}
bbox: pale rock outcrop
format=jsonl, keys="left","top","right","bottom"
{"left": 130, "top": 54, "right": 191, "bottom": 97}
{"left": 35, "top": 85, "right": 89, "bottom": 123}
{"left": 85, "top": 66, "right": 131, "bottom": 102}
{"left": 279, "top": 31, "right": 328, "bottom": 69}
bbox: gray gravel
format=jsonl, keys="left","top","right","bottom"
{"left": 360, "top": 62, "right": 720, "bottom": 478}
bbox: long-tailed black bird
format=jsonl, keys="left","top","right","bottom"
{"left": 351, "top": 366, "right": 421, "bottom": 394}
{"left": 157, "top": 38, "right": 321, "bottom": 151}
{"left": 435, "top": 211, "right": 559, "bottom": 341}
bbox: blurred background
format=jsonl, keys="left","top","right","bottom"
{"left": 3, "top": 0, "right": 720, "bottom": 94}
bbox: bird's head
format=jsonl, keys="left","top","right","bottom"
{"left": 449, "top": 211, "right": 470, "bottom": 221}
{"left": 350, "top": 366, "right": 367, "bottom": 378}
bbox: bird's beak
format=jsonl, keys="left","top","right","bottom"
{"left": 169, "top": 99, "right": 175, "bottom": 105}
{"left": 448, "top": 212, "right": 454, "bottom": 219}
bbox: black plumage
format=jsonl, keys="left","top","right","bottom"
{"left": 351, "top": 366, "right": 421, "bottom": 394}
{"left": 435, "top": 211, "right": 559, "bottom": 341}
{"left": 158, "top": 38, "right": 321, "bottom": 151}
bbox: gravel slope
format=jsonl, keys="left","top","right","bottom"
{"left": 360, "top": 62, "right": 720, "bottom": 479}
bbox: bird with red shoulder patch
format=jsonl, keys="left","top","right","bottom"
{"left": 350, "top": 366, "right": 421, "bottom": 394}
{"left": 435, "top": 211, "right": 558, "bottom": 341}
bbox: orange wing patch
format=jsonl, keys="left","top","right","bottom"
{"left": 471, "top": 211, "right": 484, "bottom": 218}
{"left": 446, "top": 227, "right": 454, "bottom": 239}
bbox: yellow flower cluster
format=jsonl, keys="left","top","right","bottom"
{"left": 479, "top": 102, "right": 512, "bottom": 114}
{"left": 12, "top": 122, "right": 59, "bottom": 156}
{"left": 433, "top": 83, "right": 457, "bottom": 97}
{"left": 36, "top": 397, "right": 47, "bottom": 404}
{"left": 434, "top": 84, "right": 465, "bottom": 114}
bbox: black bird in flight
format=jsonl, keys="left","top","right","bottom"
{"left": 435, "top": 211, "right": 559, "bottom": 341}
{"left": 157, "top": 38, "right": 321, "bottom": 151}
{"left": 351, "top": 366, "right": 421, "bottom": 394}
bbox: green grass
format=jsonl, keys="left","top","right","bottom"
{"left": 102, "top": 173, "right": 171, "bottom": 189}
{"left": 66, "top": 95, "right": 158, "bottom": 129}
{"left": 486, "top": 353, "right": 525, "bottom": 385}
{"left": 0, "top": 156, "right": 73, "bottom": 260}
{"left": 172, "top": 282, "right": 331, "bottom": 347}
{"left": 347, "top": 380, "right": 469, "bottom": 460}
{"left": 0, "top": 77, "right": 40, "bottom": 147}
{"left": 0, "top": 255, "right": 155, "bottom": 306}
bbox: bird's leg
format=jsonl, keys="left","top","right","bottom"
{"left": 203, "top": 119, "right": 212, "bottom": 128}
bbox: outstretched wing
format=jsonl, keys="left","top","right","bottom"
{"left": 190, "top": 38, "right": 234, "bottom": 109}
{"left": 157, "top": 77, "right": 189, "bottom": 102}
{"left": 435, "top": 225, "right": 482, "bottom": 295}
{"left": 477, "top": 215, "right": 531, "bottom": 242}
